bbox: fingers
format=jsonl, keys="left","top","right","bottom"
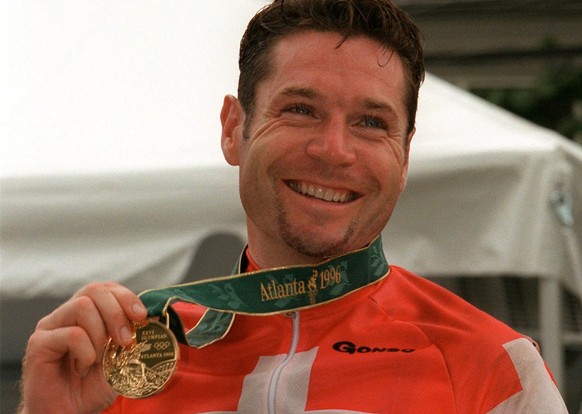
{"left": 22, "top": 324, "right": 118, "bottom": 414}
{"left": 38, "top": 282, "right": 147, "bottom": 348}
{"left": 26, "top": 326, "right": 97, "bottom": 377}
{"left": 21, "top": 282, "right": 140, "bottom": 414}
{"left": 76, "top": 282, "right": 147, "bottom": 345}
{"left": 36, "top": 297, "right": 109, "bottom": 362}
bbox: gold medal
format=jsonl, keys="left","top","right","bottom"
{"left": 103, "top": 320, "right": 179, "bottom": 398}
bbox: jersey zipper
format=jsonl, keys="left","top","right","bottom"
{"left": 267, "top": 311, "right": 300, "bottom": 414}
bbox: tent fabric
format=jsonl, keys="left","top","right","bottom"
{"left": 383, "top": 74, "right": 582, "bottom": 297}
{"left": 1, "top": 168, "right": 246, "bottom": 297}
{"left": 1, "top": 1, "right": 581, "bottom": 300}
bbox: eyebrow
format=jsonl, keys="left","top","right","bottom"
{"left": 362, "top": 98, "right": 397, "bottom": 116}
{"left": 280, "top": 86, "right": 321, "bottom": 100}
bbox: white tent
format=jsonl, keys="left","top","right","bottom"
{"left": 0, "top": 0, "right": 258, "bottom": 295}
{"left": 387, "top": 74, "right": 582, "bottom": 297}
{"left": 1, "top": 0, "right": 581, "bottom": 393}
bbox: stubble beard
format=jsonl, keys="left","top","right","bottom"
{"left": 275, "top": 197, "right": 356, "bottom": 260}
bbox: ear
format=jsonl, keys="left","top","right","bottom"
{"left": 220, "top": 95, "right": 245, "bottom": 166}
{"left": 399, "top": 127, "right": 415, "bottom": 191}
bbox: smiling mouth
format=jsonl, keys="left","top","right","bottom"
{"left": 287, "top": 181, "right": 358, "bottom": 203}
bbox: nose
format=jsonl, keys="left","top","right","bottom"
{"left": 305, "top": 119, "right": 357, "bottom": 166}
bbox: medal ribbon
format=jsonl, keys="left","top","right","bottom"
{"left": 138, "top": 236, "right": 389, "bottom": 348}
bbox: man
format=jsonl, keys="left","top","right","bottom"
{"left": 19, "top": 1, "right": 568, "bottom": 413}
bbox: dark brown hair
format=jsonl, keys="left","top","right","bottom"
{"left": 238, "top": 0, "right": 425, "bottom": 134}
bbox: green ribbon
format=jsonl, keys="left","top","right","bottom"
{"left": 138, "top": 236, "right": 389, "bottom": 348}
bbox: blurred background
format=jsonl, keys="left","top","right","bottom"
{"left": 400, "top": 0, "right": 582, "bottom": 144}
{"left": 1, "top": 0, "right": 581, "bottom": 413}
{"left": 399, "top": 1, "right": 582, "bottom": 412}
{"left": 400, "top": 1, "right": 582, "bottom": 412}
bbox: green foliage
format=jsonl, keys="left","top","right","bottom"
{"left": 472, "top": 62, "right": 582, "bottom": 142}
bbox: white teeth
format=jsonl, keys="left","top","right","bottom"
{"left": 288, "top": 181, "right": 353, "bottom": 203}
{"left": 323, "top": 189, "right": 334, "bottom": 201}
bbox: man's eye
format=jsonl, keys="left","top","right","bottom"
{"left": 361, "top": 115, "right": 387, "bottom": 129}
{"left": 286, "top": 104, "right": 313, "bottom": 116}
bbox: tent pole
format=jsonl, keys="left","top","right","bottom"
{"left": 539, "top": 277, "right": 564, "bottom": 390}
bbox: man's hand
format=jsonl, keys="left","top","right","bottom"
{"left": 19, "top": 282, "right": 148, "bottom": 414}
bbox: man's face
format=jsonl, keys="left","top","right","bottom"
{"left": 221, "top": 31, "right": 414, "bottom": 267}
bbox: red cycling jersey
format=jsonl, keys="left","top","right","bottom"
{"left": 103, "top": 265, "right": 566, "bottom": 413}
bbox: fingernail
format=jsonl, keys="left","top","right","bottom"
{"left": 132, "top": 301, "right": 146, "bottom": 316}
{"left": 120, "top": 326, "right": 132, "bottom": 344}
